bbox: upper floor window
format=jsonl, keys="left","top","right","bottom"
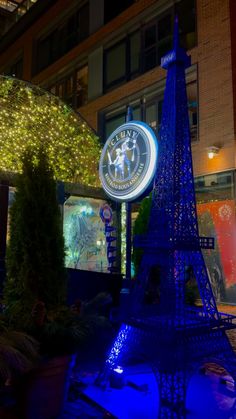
{"left": 103, "top": 0, "right": 196, "bottom": 92}
{"left": 5, "top": 57, "right": 23, "bottom": 79}
{"left": 49, "top": 66, "right": 88, "bottom": 109}
{"left": 58, "top": 4, "right": 89, "bottom": 56}
{"left": 104, "top": 106, "right": 141, "bottom": 140}
{"left": 176, "top": 0, "right": 196, "bottom": 50}
{"left": 36, "top": 30, "right": 58, "bottom": 73}
{"left": 187, "top": 80, "right": 198, "bottom": 142}
{"left": 142, "top": 13, "right": 172, "bottom": 72}
{"left": 101, "top": 79, "right": 198, "bottom": 143}
{"left": 75, "top": 66, "right": 88, "bottom": 107}
{"left": 34, "top": 3, "right": 89, "bottom": 74}
{"left": 104, "top": 31, "right": 140, "bottom": 90}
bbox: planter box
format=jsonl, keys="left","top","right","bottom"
{"left": 17, "top": 355, "right": 74, "bottom": 419}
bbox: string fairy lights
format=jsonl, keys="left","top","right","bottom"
{"left": 0, "top": 76, "right": 101, "bottom": 186}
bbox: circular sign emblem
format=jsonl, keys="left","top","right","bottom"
{"left": 99, "top": 121, "right": 158, "bottom": 202}
{"left": 99, "top": 203, "right": 113, "bottom": 223}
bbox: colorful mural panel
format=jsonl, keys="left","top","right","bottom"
{"left": 197, "top": 200, "right": 236, "bottom": 303}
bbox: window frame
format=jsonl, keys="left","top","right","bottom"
{"left": 33, "top": 2, "right": 89, "bottom": 75}
{"left": 103, "top": 0, "right": 197, "bottom": 93}
{"left": 103, "top": 30, "right": 141, "bottom": 92}
{"left": 5, "top": 56, "right": 23, "bottom": 78}
{"left": 100, "top": 74, "right": 198, "bottom": 143}
{"left": 48, "top": 65, "right": 88, "bottom": 109}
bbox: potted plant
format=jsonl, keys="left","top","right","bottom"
{"left": 3, "top": 148, "right": 110, "bottom": 419}
{"left": 0, "top": 315, "right": 39, "bottom": 419}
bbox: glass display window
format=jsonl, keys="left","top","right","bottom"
{"left": 64, "top": 196, "right": 117, "bottom": 273}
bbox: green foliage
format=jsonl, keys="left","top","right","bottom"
{"left": 4, "top": 151, "right": 111, "bottom": 357}
{"left": 132, "top": 194, "right": 152, "bottom": 277}
{"left": 38, "top": 293, "right": 112, "bottom": 356}
{"left": 4, "top": 148, "right": 67, "bottom": 332}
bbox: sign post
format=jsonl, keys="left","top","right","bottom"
{"left": 99, "top": 116, "right": 158, "bottom": 279}
{"left": 125, "top": 106, "right": 133, "bottom": 281}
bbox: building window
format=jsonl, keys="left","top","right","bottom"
{"left": 103, "top": 0, "right": 196, "bottom": 92}
{"left": 34, "top": 3, "right": 89, "bottom": 74}
{"left": 75, "top": 66, "right": 88, "bottom": 107}
{"left": 5, "top": 57, "right": 23, "bottom": 78}
{"left": 104, "top": 105, "right": 141, "bottom": 140}
{"left": 58, "top": 4, "right": 89, "bottom": 56}
{"left": 101, "top": 79, "right": 198, "bottom": 142}
{"left": 130, "top": 31, "right": 141, "bottom": 74}
{"left": 145, "top": 100, "right": 163, "bottom": 133}
{"left": 36, "top": 30, "right": 58, "bottom": 73}
{"left": 195, "top": 172, "right": 235, "bottom": 204}
{"left": 104, "top": 0, "right": 135, "bottom": 24}
{"left": 104, "top": 31, "right": 140, "bottom": 91}
{"left": 49, "top": 66, "right": 88, "bottom": 109}
{"left": 105, "top": 41, "right": 126, "bottom": 87}
{"left": 187, "top": 80, "right": 198, "bottom": 142}
{"left": 142, "top": 13, "right": 172, "bottom": 72}
{"left": 176, "top": 0, "right": 196, "bottom": 50}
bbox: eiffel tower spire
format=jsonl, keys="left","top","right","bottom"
{"left": 134, "top": 16, "right": 219, "bottom": 322}
{"left": 173, "top": 14, "right": 179, "bottom": 50}
{"left": 96, "top": 17, "right": 236, "bottom": 419}
{"left": 151, "top": 14, "right": 193, "bottom": 242}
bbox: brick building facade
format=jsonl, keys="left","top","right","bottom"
{"left": 0, "top": 0, "right": 235, "bottom": 302}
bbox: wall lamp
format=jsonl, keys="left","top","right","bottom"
{"left": 207, "top": 146, "right": 220, "bottom": 159}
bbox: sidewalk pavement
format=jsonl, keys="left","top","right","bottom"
{"left": 218, "top": 304, "right": 236, "bottom": 315}
{"left": 62, "top": 303, "right": 236, "bottom": 419}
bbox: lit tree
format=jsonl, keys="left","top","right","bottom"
{"left": 0, "top": 76, "right": 101, "bottom": 185}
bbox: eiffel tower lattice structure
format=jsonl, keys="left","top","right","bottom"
{"left": 97, "top": 17, "right": 236, "bottom": 418}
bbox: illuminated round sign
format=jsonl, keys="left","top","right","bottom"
{"left": 99, "top": 121, "right": 158, "bottom": 202}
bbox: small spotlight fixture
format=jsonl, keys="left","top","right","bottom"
{"left": 207, "top": 146, "right": 220, "bottom": 159}
{"left": 113, "top": 366, "right": 124, "bottom": 374}
{"left": 110, "top": 366, "right": 125, "bottom": 389}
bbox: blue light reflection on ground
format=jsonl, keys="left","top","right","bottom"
{"left": 81, "top": 365, "right": 235, "bottom": 419}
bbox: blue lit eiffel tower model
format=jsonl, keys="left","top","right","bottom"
{"left": 97, "top": 18, "right": 236, "bottom": 418}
